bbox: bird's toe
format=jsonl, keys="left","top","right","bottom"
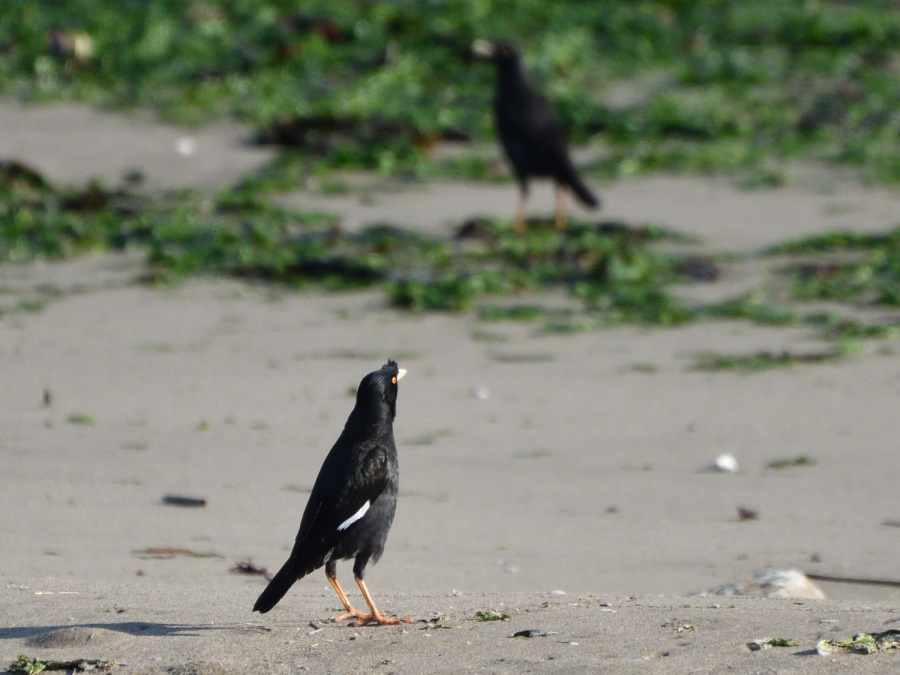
{"left": 349, "top": 612, "right": 410, "bottom": 626}
{"left": 331, "top": 607, "right": 369, "bottom": 623}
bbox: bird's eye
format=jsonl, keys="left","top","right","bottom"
{"left": 391, "top": 376, "right": 397, "bottom": 384}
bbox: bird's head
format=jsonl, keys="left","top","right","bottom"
{"left": 354, "top": 360, "right": 406, "bottom": 424}
{"left": 471, "top": 39, "right": 520, "bottom": 65}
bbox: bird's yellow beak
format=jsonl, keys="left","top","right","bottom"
{"left": 471, "top": 39, "right": 496, "bottom": 58}
{"left": 397, "top": 368, "right": 407, "bottom": 381}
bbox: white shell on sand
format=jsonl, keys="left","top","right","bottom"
{"left": 704, "top": 569, "right": 826, "bottom": 600}
{"left": 471, "top": 385, "right": 491, "bottom": 400}
{"left": 175, "top": 136, "right": 196, "bottom": 157}
{"left": 713, "top": 453, "right": 739, "bottom": 473}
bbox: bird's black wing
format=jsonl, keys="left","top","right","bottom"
{"left": 295, "top": 439, "right": 392, "bottom": 553}
{"left": 505, "top": 93, "right": 597, "bottom": 206}
{"left": 499, "top": 88, "right": 572, "bottom": 178}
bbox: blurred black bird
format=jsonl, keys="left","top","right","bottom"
{"left": 472, "top": 39, "right": 600, "bottom": 233}
{"left": 253, "top": 361, "right": 408, "bottom": 626}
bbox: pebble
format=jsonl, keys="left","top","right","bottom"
{"left": 713, "top": 453, "right": 739, "bottom": 473}
{"left": 471, "top": 386, "right": 491, "bottom": 400}
{"left": 175, "top": 137, "right": 196, "bottom": 157}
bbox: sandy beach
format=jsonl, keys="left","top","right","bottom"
{"left": 2, "top": 101, "right": 899, "bottom": 672}
{"left": 5, "top": 577, "right": 899, "bottom": 674}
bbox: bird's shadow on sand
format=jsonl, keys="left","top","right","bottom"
{"left": 0, "top": 621, "right": 225, "bottom": 641}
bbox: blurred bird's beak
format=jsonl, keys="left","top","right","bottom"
{"left": 471, "top": 39, "right": 496, "bottom": 58}
{"left": 397, "top": 368, "right": 407, "bottom": 381}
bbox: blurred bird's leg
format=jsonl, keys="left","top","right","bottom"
{"left": 513, "top": 194, "right": 527, "bottom": 234}
{"left": 326, "top": 561, "right": 368, "bottom": 622}
{"left": 354, "top": 575, "right": 410, "bottom": 626}
{"left": 554, "top": 184, "right": 568, "bottom": 230}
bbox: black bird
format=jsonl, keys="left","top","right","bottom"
{"left": 472, "top": 39, "right": 600, "bottom": 233}
{"left": 253, "top": 361, "right": 408, "bottom": 626}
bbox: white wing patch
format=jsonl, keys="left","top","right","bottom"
{"left": 337, "top": 500, "right": 370, "bottom": 531}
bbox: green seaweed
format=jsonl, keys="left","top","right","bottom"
{"left": 700, "top": 295, "right": 799, "bottom": 326}
{"left": 693, "top": 350, "right": 841, "bottom": 372}
{"left": 5, "top": 2, "right": 900, "bottom": 181}
{"left": 475, "top": 610, "right": 510, "bottom": 622}
{"left": 817, "top": 629, "right": 900, "bottom": 655}
{"left": 10, "top": 655, "right": 47, "bottom": 675}
{"left": 9, "top": 655, "right": 116, "bottom": 674}
{"left": 405, "top": 429, "right": 454, "bottom": 446}
{"left": 748, "top": 637, "right": 801, "bottom": 650}
{"left": 768, "top": 456, "right": 817, "bottom": 469}
{"left": 66, "top": 413, "right": 94, "bottom": 425}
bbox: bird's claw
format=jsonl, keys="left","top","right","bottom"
{"left": 354, "top": 613, "right": 411, "bottom": 626}
{"left": 331, "top": 608, "right": 367, "bottom": 623}
{"left": 333, "top": 609, "right": 410, "bottom": 626}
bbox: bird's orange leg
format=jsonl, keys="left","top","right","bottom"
{"left": 326, "top": 568, "right": 368, "bottom": 622}
{"left": 554, "top": 185, "right": 568, "bottom": 230}
{"left": 354, "top": 575, "right": 410, "bottom": 626}
{"left": 513, "top": 195, "right": 527, "bottom": 234}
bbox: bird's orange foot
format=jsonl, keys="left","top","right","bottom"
{"left": 334, "top": 610, "right": 411, "bottom": 626}
{"left": 353, "top": 611, "right": 411, "bottom": 626}
{"left": 331, "top": 606, "right": 369, "bottom": 623}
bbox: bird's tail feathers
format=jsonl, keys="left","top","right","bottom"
{"left": 568, "top": 175, "right": 600, "bottom": 209}
{"left": 252, "top": 561, "right": 299, "bottom": 614}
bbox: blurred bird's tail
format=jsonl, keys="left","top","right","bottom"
{"left": 252, "top": 562, "right": 297, "bottom": 614}
{"left": 569, "top": 175, "right": 600, "bottom": 209}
